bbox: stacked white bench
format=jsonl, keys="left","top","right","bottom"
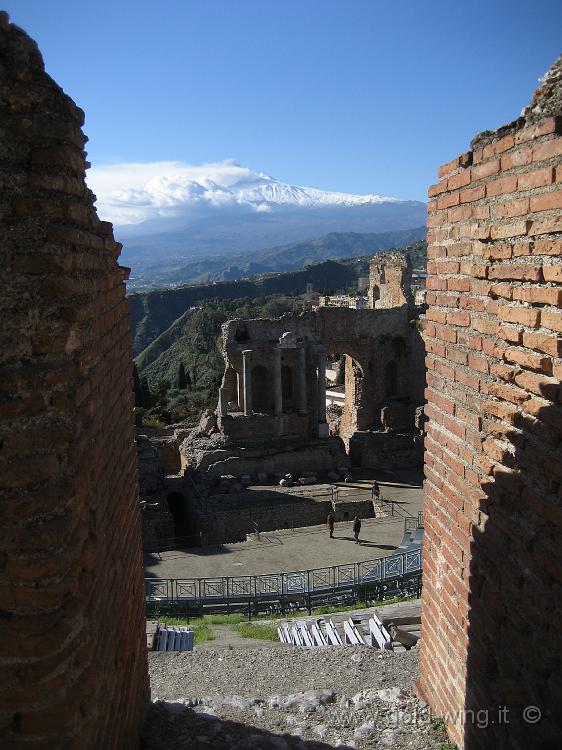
{"left": 156, "top": 624, "right": 194, "bottom": 652}
{"left": 277, "top": 614, "right": 395, "bottom": 651}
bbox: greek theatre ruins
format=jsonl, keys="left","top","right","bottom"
{"left": 1, "top": 11, "right": 561, "bottom": 750}
{"left": 210, "top": 251, "right": 425, "bottom": 468}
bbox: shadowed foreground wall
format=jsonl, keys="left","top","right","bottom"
{"left": 0, "top": 15, "right": 148, "bottom": 748}
{"left": 418, "top": 59, "right": 562, "bottom": 748}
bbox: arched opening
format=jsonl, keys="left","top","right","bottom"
{"left": 281, "top": 364, "right": 293, "bottom": 411}
{"left": 223, "top": 366, "right": 238, "bottom": 409}
{"left": 166, "top": 492, "right": 197, "bottom": 548}
{"left": 235, "top": 324, "right": 249, "bottom": 342}
{"left": 325, "top": 352, "right": 366, "bottom": 439}
{"left": 252, "top": 365, "right": 270, "bottom": 412}
{"left": 385, "top": 360, "right": 398, "bottom": 397}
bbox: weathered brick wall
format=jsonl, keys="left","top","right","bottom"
{"left": 0, "top": 15, "right": 148, "bottom": 748}
{"left": 418, "top": 59, "right": 562, "bottom": 749}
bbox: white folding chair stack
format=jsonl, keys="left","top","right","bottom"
{"left": 155, "top": 624, "right": 194, "bottom": 652}
{"left": 343, "top": 619, "right": 365, "bottom": 645}
{"left": 297, "top": 621, "right": 314, "bottom": 648}
{"left": 324, "top": 619, "right": 343, "bottom": 646}
{"left": 311, "top": 621, "right": 328, "bottom": 646}
{"left": 368, "top": 614, "right": 391, "bottom": 649}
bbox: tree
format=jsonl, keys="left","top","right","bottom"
{"left": 140, "top": 377, "right": 152, "bottom": 408}
{"left": 176, "top": 362, "right": 189, "bottom": 390}
{"left": 133, "top": 363, "right": 143, "bottom": 406}
{"left": 153, "top": 378, "right": 169, "bottom": 399}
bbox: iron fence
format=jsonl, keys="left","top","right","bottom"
{"left": 145, "top": 545, "right": 422, "bottom": 615}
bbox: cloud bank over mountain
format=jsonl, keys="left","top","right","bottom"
{"left": 86, "top": 159, "right": 426, "bottom": 289}
{"left": 87, "top": 159, "right": 405, "bottom": 226}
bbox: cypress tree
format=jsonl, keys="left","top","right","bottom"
{"left": 177, "top": 362, "right": 187, "bottom": 390}
{"left": 133, "top": 363, "right": 142, "bottom": 406}
{"left": 140, "top": 377, "right": 152, "bottom": 408}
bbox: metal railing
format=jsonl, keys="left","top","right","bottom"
{"left": 145, "top": 541, "right": 422, "bottom": 616}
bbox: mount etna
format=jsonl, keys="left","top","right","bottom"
{"left": 87, "top": 161, "right": 426, "bottom": 289}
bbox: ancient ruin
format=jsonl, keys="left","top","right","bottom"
{"left": 157, "top": 251, "right": 426, "bottom": 546}
{"left": 2, "top": 9, "right": 561, "bottom": 749}
{"left": 180, "top": 251, "right": 424, "bottom": 470}
{"left": 0, "top": 15, "right": 148, "bottom": 748}
{"left": 417, "top": 57, "right": 562, "bottom": 748}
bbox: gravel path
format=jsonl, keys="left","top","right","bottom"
{"left": 144, "top": 647, "right": 447, "bottom": 749}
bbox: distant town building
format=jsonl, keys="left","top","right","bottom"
{"left": 414, "top": 288, "right": 427, "bottom": 306}
{"left": 301, "top": 283, "right": 320, "bottom": 310}
{"left": 411, "top": 270, "right": 427, "bottom": 307}
{"left": 317, "top": 295, "right": 368, "bottom": 310}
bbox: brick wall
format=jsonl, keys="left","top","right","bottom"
{"left": 0, "top": 16, "right": 148, "bottom": 748}
{"left": 417, "top": 60, "right": 562, "bottom": 749}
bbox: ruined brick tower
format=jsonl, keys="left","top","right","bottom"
{"left": 418, "top": 57, "right": 562, "bottom": 748}
{"left": 0, "top": 15, "right": 148, "bottom": 748}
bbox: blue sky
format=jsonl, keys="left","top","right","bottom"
{"left": 4, "top": 0, "right": 561, "bottom": 202}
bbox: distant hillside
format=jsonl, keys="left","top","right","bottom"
{"left": 131, "top": 226, "right": 426, "bottom": 289}
{"left": 130, "top": 258, "right": 366, "bottom": 356}
{"left": 131, "top": 238, "right": 426, "bottom": 425}
{"left": 130, "top": 238, "right": 426, "bottom": 357}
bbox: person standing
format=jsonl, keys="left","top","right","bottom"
{"left": 353, "top": 516, "right": 361, "bottom": 544}
{"left": 327, "top": 512, "right": 335, "bottom": 538}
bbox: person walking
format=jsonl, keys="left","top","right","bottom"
{"left": 372, "top": 480, "right": 380, "bottom": 500}
{"left": 353, "top": 516, "right": 361, "bottom": 544}
{"left": 327, "top": 512, "right": 335, "bottom": 539}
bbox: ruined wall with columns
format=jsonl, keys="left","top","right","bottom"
{"left": 417, "top": 57, "right": 562, "bottom": 749}
{"left": 218, "top": 260, "right": 425, "bottom": 457}
{"left": 0, "top": 16, "right": 148, "bottom": 748}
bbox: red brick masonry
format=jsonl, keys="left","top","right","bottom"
{"left": 418, "top": 104, "right": 562, "bottom": 750}
{"left": 0, "top": 15, "right": 148, "bottom": 749}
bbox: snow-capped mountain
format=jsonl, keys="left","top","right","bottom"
{"left": 87, "top": 160, "right": 405, "bottom": 226}
{"left": 86, "top": 160, "right": 426, "bottom": 288}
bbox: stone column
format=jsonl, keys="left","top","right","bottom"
{"left": 273, "top": 344, "right": 283, "bottom": 416}
{"left": 297, "top": 344, "right": 307, "bottom": 414}
{"left": 317, "top": 344, "right": 327, "bottom": 427}
{"left": 242, "top": 349, "right": 252, "bottom": 416}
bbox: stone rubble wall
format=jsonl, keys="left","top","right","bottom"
{"left": 197, "top": 492, "right": 374, "bottom": 545}
{"left": 0, "top": 16, "right": 148, "bottom": 748}
{"left": 198, "top": 495, "right": 334, "bottom": 545}
{"left": 418, "top": 57, "right": 562, "bottom": 749}
{"left": 137, "top": 435, "right": 175, "bottom": 550}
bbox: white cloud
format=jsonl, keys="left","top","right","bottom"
{"left": 86, "top": 159, "right": 399, "bottom": 226}
{"left": 86, "top": 159, "right": 262, "bottom": 225}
